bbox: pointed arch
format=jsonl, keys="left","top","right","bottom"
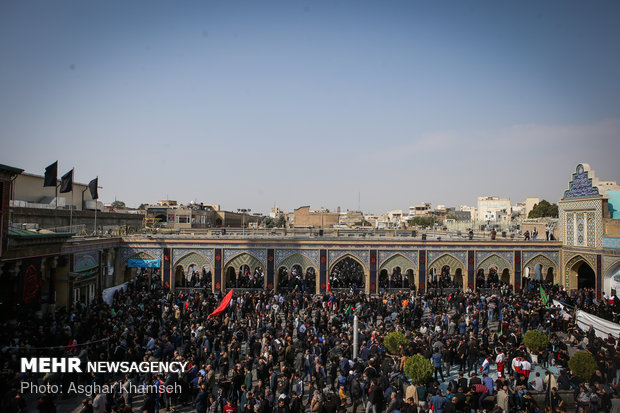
{"left": 224, "top": 253, "right": 265, "bottom": 274}
{"left": 328, "top": 253, "right": 368, "bottom": 273}
{"left": 174, "top": 251, "right": 213, "bottom": 271}
{"left": 427, "top": 253, "right": 465, "bottom": 275}
{"left": 477, "top": 254, "right": 511, "bottom": 274}
{"left": 379, "top": 253, "right": 416, "bottom": 274}
{"left": 128, "top": 251, "right": 156, "bottom": 261}
{"left": 278, "top": 253, "right": 317, "bottom": 273}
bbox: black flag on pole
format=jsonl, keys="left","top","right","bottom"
{"left": 88, "top": 177, "right": 98, "bottom": 200}
{"left": 59, "top": 169, "right": 73, "bottom": 193}
{"left": 44, "top": 161, "right": 57, "bottom": 187}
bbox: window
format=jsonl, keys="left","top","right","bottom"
{"left": 178, "top": 215, "right": 189, "bottom": 223}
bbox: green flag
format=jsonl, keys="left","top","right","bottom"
{"left": 540, "top": 286, "right": 548, "bottom": 305}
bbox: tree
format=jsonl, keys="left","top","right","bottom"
{"left": 383, "top": 332, "right": 409, "bottom": 355}
{"left": 404, "top": 355, "right": 434, "bottom": 385}
{"left": 111, "top": 200, "right": 126, "bottom": 209}
{"left": 408, "top": 216, "right": 438, "bottom": 227}
{"left": 528, "top": 200, "right": 559, "bottom": 218}
{"left": 138, "top": 203, "right": 149, "bottom": 210}
{"left": 523, "top": 330, "right": 549, "bottom": 354}
{"left": 568, "top": 351, "right": 597, "bottom": 381}
{"left": 275, "top": 215, "right": 287, "bottom": 228}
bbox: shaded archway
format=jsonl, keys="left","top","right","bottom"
{"left": 475, "top": 269, "right": 485, "bottom": 289}
{"left": 390, "top": 266, "right": 403, "bottom": 288}
{"left": 454, "top": 268, "right": 463, "bottom": 287}
{"left": 379, "top": 269, "right": 389, "bottom": 289}
{"left": 305, "top": 267, "right": 316, "bottom": 293}
{"left": 604, "top": 262, "right": 620, "bottom": 296}
{"left": 174, "top": 265, "right": 185, "bottom": 288}
{"left": 330, "top": 256, "right": 365, "bottom": 289}
{"left": 501, "top": 268, "right": 510, "bottom": 285}
{"left": 546, "top": 268, "right": 554, "bottom": 283}
{"left": 406, "top": 269, "right": 416, "bottom": 289}
{"left": 576, "top": 261, "right": 596, "bottom": 289}
{"left": 488, "top": 267, "right": 499, "bottom": 285}
{"left": 226, "top": 267, "right": 237, "bottom": 288}
{"left": 277, "top": 267, "right": 289, "bottom": 290}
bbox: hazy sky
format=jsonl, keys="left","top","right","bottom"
{"left": 1, "top": 1, "right": 619, "bottom": 214}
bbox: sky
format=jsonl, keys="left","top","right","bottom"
{"left": 1, "top": 0, "right": 619, "bottom": 215}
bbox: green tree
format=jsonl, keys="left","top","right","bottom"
{"left": 528, "top": 200, "right": 559, "bottom": 218}
{"left": 111, "top": 200, "right": 126, "bottom": 209}
{"left": 523, "top": 330, "right": 549, "bottom": 354}
{"left": 275, "top": 215, "right": 287, "bottom": 228}
{"left": 138, "top": 203, "right": 149, "bottom": 210}
{"left": 568, "top": 351, "right": 598, "bottom": 381}
{"left": 383, "top": 331, "right": 409, "bottom": 355}
{"left": 262, "top": 217, "right": 276, "bottom": 228}
{"left": 408, "top": 216, "right": 438, "bottom": 227}
{"left": 404, "top": 355, "right": 434, "bottom": 385}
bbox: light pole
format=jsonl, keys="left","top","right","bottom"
{"left": 237, "top": 208, "right": 251, "bottom": 236}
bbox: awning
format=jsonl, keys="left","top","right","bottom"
{"left": 128, "top": 258, "right": 161, "bottom": 268}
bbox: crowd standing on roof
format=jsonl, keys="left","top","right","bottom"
{"left": 1, "top": 271, "right": 620, "bottom": 413}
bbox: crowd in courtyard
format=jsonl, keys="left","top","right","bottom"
{"left": 1, "top": 273, "right": 620, "bottom": 413}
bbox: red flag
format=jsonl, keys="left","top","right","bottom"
{"left": 208, "top": 289, "right": 233, "bottom": 318}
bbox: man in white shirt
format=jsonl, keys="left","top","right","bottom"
{"left": 521, "top": 358, "right": 532, "bottom": 379}
{"left": 529, "top": 372, "right": 544, "bottom": 392}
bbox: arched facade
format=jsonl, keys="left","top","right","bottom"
{"left": 329, "top": 254, "right": 367, "bottom": 290}
{"left": 523, "top": 254, "right": 556, "bottom": 284}
{"left": 427, "top": 254, "right": 465, "bottom": 276}
{"left": 565, "top": 255, "right": 596, "bottom": 290}
{"left": 379, "top": 254, "right": 416, "bottom": 289}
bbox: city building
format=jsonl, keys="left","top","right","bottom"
{"left": 408, "top": 203, "right": 431, "bottom": 217}
{"left": 477, "top": 196, "right": 512, "bottom": 222}
{"left": 292, "top": 206, "right": 339, "bottom": 229}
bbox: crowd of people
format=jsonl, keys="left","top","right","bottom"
{"left": 1, "top": 273, "right": 619, "bottom": 413}
{"left": 278, "top": 268, "right": 316, "bottom": 293}
{"left": 329, "top": 258, "right": 365, "bottom": 289}
{"left": 227, "top": 267, "right": 265, "bottom": 289}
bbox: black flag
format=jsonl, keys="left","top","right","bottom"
{"left": 88, "top": 177, "right": 98, "bottom": 200}
{"left": 59, "top": 169, "right": 73, "bottom": 193}
{"left": 44, "top": 161, "right": 57, "bottom": 187}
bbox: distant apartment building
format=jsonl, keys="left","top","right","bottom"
{"left": 477, "top": 196, "right": 512, "bottom": 222}
{"left": 292, "top": 206, "right": 339, "bottom": 228}
{"left": 339, "top": 210, "right": 364, "bottom": 227}
{"left": 408, "top": 203, "right": 431, "bottom": 217}
{"left": 145, "top": 201, "right": 258, "bottom": 229}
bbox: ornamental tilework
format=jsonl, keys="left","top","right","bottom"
{"left": 476, "top": 254, "right": 511, "bottom": 272}
{"left": 566, "top": 214, "right": 574, "bottom": 245}
{"left": 562, "top": 164, "right": 600, "bottom": 199}
{"left": 576, "top": 214, "right": 585, "bottom": 246}
{"left": 328, "top": 250, "right": 369, "bottom": 270}
{"left": 275, "top": 249, "right": 319, "bottom": 268}
{"left": 587, "top": 213, "right": 595, "bottom": 247}
{"left": 176, "top": 253, "right": 211, "bottom": 270}
{"left": 427, "top": 250, "right": 466, "bottom": 267}
{"left": 223, "top": 249, "right": 267, "bottom": 267}
{"left": 378, "top": 250, "right": 418, "bottom": 267}
{"left": 602, "top": 255, "right": 620, "bottom": 276}
{"left": 427, "top": 254, "right": 466, "bottom": 274}
{"left": 379, "top": 254, "right": 417, "bottom": 273}
{"left": 522, "top": 251, "right": 559, "bottom": 266}
{"left": 558, "top": 198, "right": 603, "bottom": 248}
{"left": 564, "top": 253, "right": 597, "bottom": 288}
{"left": 476, "top": 251, "right": 513, "bottom": 266}
{"left": 120, "top": 247, "right": 162, "bottom": 264}
{"left": 277, "top": 254, "right": 317, "bottom": 271}
{"left": 172, "top": 249, "right": 214, "bottom": 267}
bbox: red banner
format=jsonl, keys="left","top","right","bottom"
{"left": 208, "top": 289, "right": 233, "bottom": 318}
